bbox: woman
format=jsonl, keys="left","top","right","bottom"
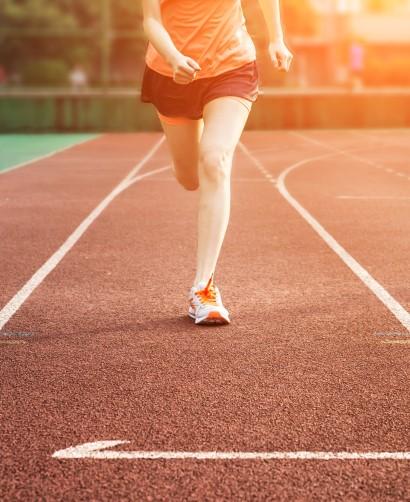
{"left": 141, "top": 0, "right": 293, "bottom": 325}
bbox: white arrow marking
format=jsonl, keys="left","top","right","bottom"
{"left": 52, "top": 441, "right": 410, "bottom": 460}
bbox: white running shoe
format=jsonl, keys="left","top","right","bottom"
{"left": 188, "top": 273, "right": 231, "bottom": 325}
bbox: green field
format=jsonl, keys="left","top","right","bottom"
{"left": 0, "top": 134, "right": 98, "bottom": 172}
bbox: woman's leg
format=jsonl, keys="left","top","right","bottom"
{"left": 158, "top": 114, "right": 204, "bottom": 191}
{"left": 194, "top": 96, "right": 252, "bottom": 285}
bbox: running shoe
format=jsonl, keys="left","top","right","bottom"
{"left": 188, "top": 273, "right": 231, "bottom": 325}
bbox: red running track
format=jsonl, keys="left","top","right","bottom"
{"left": 1, "top": 130, "right": 409, "bottom": 501}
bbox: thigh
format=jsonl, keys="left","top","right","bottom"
{"left": 158, "top": 114, "right": 204, "bottom": 172}
{"left": 201, "top": 96, "right": 252, "bottom": 156}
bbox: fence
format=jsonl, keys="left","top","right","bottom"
{"left": 1, "top": 88, "right": 410, "bottom": 132}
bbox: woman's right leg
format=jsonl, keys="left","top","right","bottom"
{"left": 158, "top": 113, "right": 204, "bottom": 191}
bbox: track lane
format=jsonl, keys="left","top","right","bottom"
{"left": 280, "top": 131, "right": 410, "bottom": 318}
{"left": 0, "top": 138, "right": 167, "bottom": 330}
{"left": 0, "top": 133, "right": 166, "bottom": 308}
{"left": 293, "top": 130, "right": 410, "bottom": 182}
{"left": 1, "top": 131, "right": 409, "bottom": 501}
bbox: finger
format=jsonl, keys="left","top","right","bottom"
{"left": 281, "top": 54, "right": 291, "bottom": 71}
{"left": 174, "top": 76, "right": 191, "bottom": 85}
{"left": 174, "top": 73, "right": 194, "bottom": 85}
{"left": 277, "top": 55, "right": 286, "bottom": 71}
{"left": 186, "top": 57, "right": 201, "bottom": 71}
{"left": 176, "top": 65, "right": 195, "bottom": 78}
{"left": 271, "top": 53, "right": 279, "bottom": 68}
{"left": 178, "top": 69, "right": 196, "bottom": 81}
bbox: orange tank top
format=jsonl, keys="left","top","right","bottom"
{"left": 145, "top": 0, "right": 256, "bottom": 79}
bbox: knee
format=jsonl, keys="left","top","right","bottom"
{"left": 199, "top": 146, "right": 232, "bottom": 185}
{"left": 180, "top": 179, "right": 199, "bottom": 191}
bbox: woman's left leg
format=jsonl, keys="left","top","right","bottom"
{"left": 194, "top": 96, "right": 252, "bottom": 285}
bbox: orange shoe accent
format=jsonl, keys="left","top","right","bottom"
{"left": 195, "top": 274, "right": 217, "bottom": 306}
{"left": 207, "top": 311, "right": 223, "bottom": 320}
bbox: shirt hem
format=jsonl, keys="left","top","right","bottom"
{"left": 145, "top": 57, "right": 257, "bottom": 80}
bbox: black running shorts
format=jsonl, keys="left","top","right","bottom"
{"left": 140, "top": 60, "right": 259, "bottom": 122}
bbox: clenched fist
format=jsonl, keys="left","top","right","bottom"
{"left": 268, "top": 40, "right": 293, "bottom": 72}
{"left": 170, "top": 53, "right": 201, "bottom": 84}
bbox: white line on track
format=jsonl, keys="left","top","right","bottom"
{"left": 291, "top": 131, "right": 410, "bottom": 181}
{"left": 239, "top": 141, "right": 410, "bottom": 333}
{"left": 52, "top": 440, "right": 410, "bottom": 460}
{"left": 121, "top": 164, "right": 171, "bottom": 191}
{"left": 348, "top": 129, "right": 410, "bottom": 151}
{"left": 0, "top": 135, "right": 100, "bottom": 175}
{"left": 0, "top": 135, "right": 169, "bottom": 330}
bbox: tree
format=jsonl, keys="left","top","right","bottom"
{"left": 0, "top": 0, "right": 95, "bottom": 79}
{"left": 0, "top": 0, "right": 145, "bottom": 84}
{"left": 0, "top": 0, "right": 316, "bottom": 86}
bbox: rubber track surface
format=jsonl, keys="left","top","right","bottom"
{"left": 1, "top": 131, "right": 409, "bottom": 501}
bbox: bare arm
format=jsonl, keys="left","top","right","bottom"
{"left": 142, "top": 0, "right": 180, "bottom": 67}
{"left": 142, "top": 0, "right": 201, "bottom": 83}
{"left": 257, "top": 0, "right": 284, "bottom": 43}
{"left": 257, "top": 0, "right": 293, "bottom": 71}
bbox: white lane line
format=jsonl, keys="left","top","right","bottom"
{"left": 290, "top": 131, "right": 410, "bottom": 181}
{"left": 0, "top": 135, "right": 101, "bottom": 175}
{"left": 337, "top": 196, "right": 410, "bottom": 200}
{"left": 348, "top": 130, "right": 410, "bottom": 151}
{"left": 239, "top": 142, "right": 410, "bottom": 333}
{"left": 52, "top": 441, "right": 410, "bottom": 460}
{"left": 0, "top": 136, "right": 167, "bottom": 330}
{"left": 121, "top": 164, "right": 171, "bottom": 191}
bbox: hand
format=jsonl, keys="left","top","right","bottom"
{"left": 169, "top": 53, "right": 201, "bottom": 84}
{"left": 268, "top": 40, "right": 293, "bottom": 72}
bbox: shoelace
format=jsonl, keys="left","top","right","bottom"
{"left": 195, "top": 274, "right": 217, "bottom": 306}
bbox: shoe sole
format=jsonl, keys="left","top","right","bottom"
{"left": 193, "top": 310, "right": 230, "bottom": 325}
{"left": 188, "top": 299, "right": 230, "bottom": 325}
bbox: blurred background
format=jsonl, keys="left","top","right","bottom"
{"left": 0, "top": 0, "right": 409, "bottom": 131}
